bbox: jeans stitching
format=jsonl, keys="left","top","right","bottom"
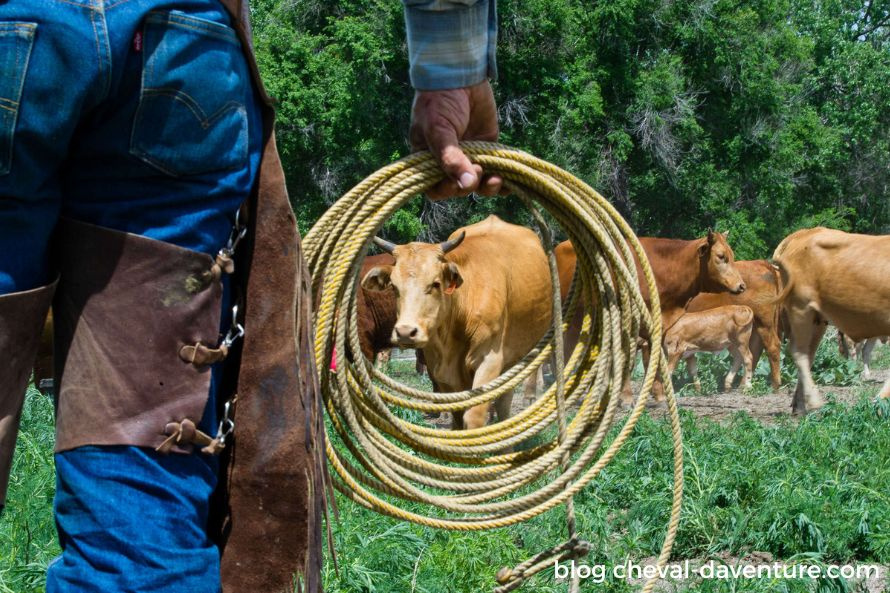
{"left": 0, "top": 23, "right": 36, "bottom": 176}
{"left": 130, "top": 12, "right": 247, "bottom": 177}
{"left": 145, "top": 11, "right": 239, "bottom": 45}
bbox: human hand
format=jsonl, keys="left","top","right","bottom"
{"left": 409, "top": 80, "right": 502, "bottom": 200}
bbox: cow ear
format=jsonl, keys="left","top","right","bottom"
{"left": 443, "top": 262, "right": 463, "bottom": 295}
{"left": 361, "top": 265, "right": 393, "bottom": 291}
{"left": 706, "top": 228, "right": 716, "bottom": 244}
{"left": 697, "top": 239, "right": 709, "bottom": 258}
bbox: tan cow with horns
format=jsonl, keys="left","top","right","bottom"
{"left": 362, "top": 215, "right": 552, "bottom": 429}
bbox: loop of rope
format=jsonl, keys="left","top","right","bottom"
{"left": 304, "top": 143, "right": 684, "bottom": 593}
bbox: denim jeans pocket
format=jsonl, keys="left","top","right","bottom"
{"left": 130, "top": 11, "right": 248, "bottom": 177}
{"left": 0, "top": 22, "right": 36, "bottom": 177}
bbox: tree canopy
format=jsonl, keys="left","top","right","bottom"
{"left": 252, "top": 0, "right": 890, "bottom": 259}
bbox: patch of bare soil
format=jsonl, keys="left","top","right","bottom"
{"left": 420, "top": 368, "right": 889, "bottom": 429}
{"left": 640, "top": 367, "right": 890, "bottom": 425}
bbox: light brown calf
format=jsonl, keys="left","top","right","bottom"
{"left": 665, "top": 305, "right": 755, "bottom": 392}
{"left": 687, "top": 260, "right": 783, "bottom": 391}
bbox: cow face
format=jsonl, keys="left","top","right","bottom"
{"left": 361, "top": 234, "right": 465, "bottom": 349}
{"left": 698, "top": 230, "right": 746, "bottom": 294}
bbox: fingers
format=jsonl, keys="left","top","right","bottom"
{"left": 409, "top": 81, "right": 501, "bottom": 200}
{"left": 426, "top": 163, "right": 482, "bottom": 201}
{"left": 427, "top": 129, "right": 479, "bottom": 192}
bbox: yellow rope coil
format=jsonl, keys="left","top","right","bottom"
{"left": 304, "top": 143, "right": 683, "bottom": 593}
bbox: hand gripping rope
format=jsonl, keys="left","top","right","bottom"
{"left": 303, "top": 143, "right": 684, "bottom": 593}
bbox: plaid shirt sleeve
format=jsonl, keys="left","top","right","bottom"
{"left": 402, "top": 0, "right": 498, "bottom": 90}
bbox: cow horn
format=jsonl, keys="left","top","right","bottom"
{"left": 439, "top": 231, "right": 466, "bottom": 254}
{"left": 373, "top": 236, "right": 397, "bottom": 254}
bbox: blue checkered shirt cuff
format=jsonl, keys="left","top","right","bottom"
{"left": 403, "top": 0, "right": 498, "bottom": 90}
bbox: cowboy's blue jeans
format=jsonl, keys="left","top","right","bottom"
{"left": 0, "top": 0, "right": 262, "bottom": 590}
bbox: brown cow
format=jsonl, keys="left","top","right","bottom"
{"left": 362, "top": 215, "right": 552, "bottom": 429}
{"left": 773, "top": 227, "right": 890, "bottom": 414}
{"left": 355, "top": 253, "right": 398, "bottom": 361}
{"left": 665, "top": 305, "right": 755, "bottom": 392}
{"left": 554, "top": 231, "right": 746, "bottom": 400}
{"left": 687, "top": 260, "right": 783, "bottom": 391}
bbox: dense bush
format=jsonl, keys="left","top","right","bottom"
{"left": 252, "top": 0, "right": 890, "bottom": 251}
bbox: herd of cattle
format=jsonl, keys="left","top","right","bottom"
{"left": 30, "top": 216, "right": 890, "bottom": 426}
{"left": 357, "top": 215, "right": 890, "bottom": 424}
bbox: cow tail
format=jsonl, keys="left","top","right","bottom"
{"left": 769, "top": 259, "right": 794, "bottom": 307}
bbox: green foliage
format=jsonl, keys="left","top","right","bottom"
{"left": 6, "top": 348, "right": 890, "bottom": 592}
{"left": 0, "top": 387, "right": 59, "bottom": 593}
{"left": 253, "top": 0, "right": 890, "bottom": 249}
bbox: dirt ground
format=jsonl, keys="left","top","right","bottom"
{"left": 420, "top": 366, "right": 890, "bottom": 428}
{"left": 641, "top": 366, "right": 890, "bottom": 425}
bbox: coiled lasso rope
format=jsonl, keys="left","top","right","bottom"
{"left": 303, "top": 142, "right": 683, "bottom": 593}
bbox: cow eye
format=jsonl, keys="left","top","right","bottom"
{"left": 428, "top": 281, "right": 441, "bottom": 293}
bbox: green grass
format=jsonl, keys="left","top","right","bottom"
{"left": 3, "top": 346, "right": 889, "bottom": 593}
{"left": 0, "top": 386, "right": 59, "bottom": 593}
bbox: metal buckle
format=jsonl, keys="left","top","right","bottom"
{"left": 221, "top": 304, "right": 245, "bottom": 349}
{"left": 215, "top": 398, "right": 236, "bottom": 446}
{"left": 220, "top": 209, "right": 247, "bottom": 258}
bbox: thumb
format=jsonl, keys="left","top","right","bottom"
{"left": 427, "top": 123, "right": 478, "bottom": 190}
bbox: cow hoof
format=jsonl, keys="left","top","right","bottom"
{"left": 806, "top": 394, "right": 827, "bottom": 410}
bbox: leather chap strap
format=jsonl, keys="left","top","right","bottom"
{"left": 53, "top": 218, "right": 223, "bottom": 453}
{"left": 212, "top": 5, "right": 331, "bottom": 592}
{"left": 0, "top": 280, "right": 56, "bottom": 510}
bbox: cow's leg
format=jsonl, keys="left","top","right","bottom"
{"left": 861, "top": 338, "right": 877, "bottom": 379}
{"left": 686, "top": 355, "right": 702, "bottom": 393}
{"left": 739, "top": 341, "right": 754, "bottom": 391}
{"left": 757, "top": 326, "right": 783, "bottom": 392}
{"left": 464, "top": 352, "right": 505, "bottom": 429}
{"left": 664, "top": 347, "right": 683, "bottom": 395}
{"left": 788, "top": 311, "right": 826, "bottom": 415}
{"left": 724, "top": 349, "right": 742, "bottom": 391}
{"left": 494, "top": 391, "right": 514, "bottom": 424}
{"left": 522, "top": 367, "right": 544, "bottom": 406}
{"left": 641, "top": 342, "right": 668, "bottom": 402}
{"left": 746, "top": 330, "right": 764, "bottom": 388}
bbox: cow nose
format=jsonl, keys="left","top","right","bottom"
{"left": 736, "top": 282, "right": 747, "bottom": 294}
{"left": 394, "top": 324, "right": 419, "bottom": 342}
